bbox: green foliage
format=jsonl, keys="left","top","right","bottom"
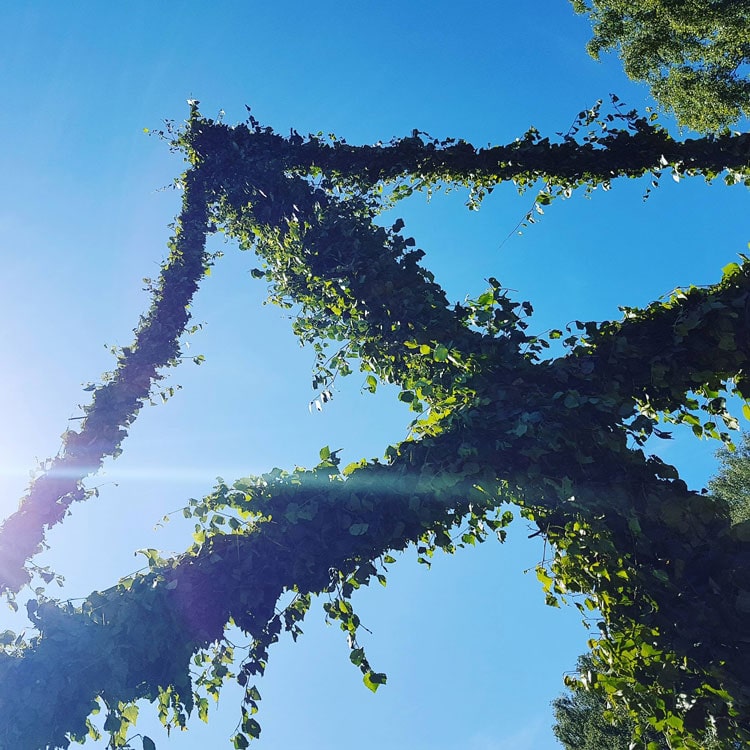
{"left": 1, "top": 102, "right": 750, "bottom": 750}
{"left": 554, "top": 433, "right": 750, "bottom": 749}
{"left": 552, "top": 657, "right": 740, "bottom": 749}
{"left": 0, "top": 167, "right": 214, "bottom": 594}
{"left": 553, "top": 655, "right": 669, "bottom": 750}
{"left": 571, "top": 0, "right": 750, "bottom": 131}
{"left": 709, "top": 433, "right": 750, "bottom": 524}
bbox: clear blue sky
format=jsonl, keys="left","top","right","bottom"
{"left": 0, "top": 3, "right": 748, "bottom": 749}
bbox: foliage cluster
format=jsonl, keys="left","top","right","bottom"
{"left": 570, "top": 0, "right": 750, "bottom": 131}
{"left": 0, "top": 169, "right": 212, "bottom": 598}
{"left": 553, "top": 446, "right": 750, "bottom": 749}
{"left": 710, "top": 433, "right": 750, "bottom": 524}
{"left": 0, "top": 101, "right": 750, "bottom": 750}
{"left": 554, "top": 654, "right": 673, "bottom": 750}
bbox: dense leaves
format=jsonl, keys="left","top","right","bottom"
{"left": 709, "top": 433, "right": 750, "bottom": 524}
{"left": 571, "top": 0, "right": 750, "bottom": 131}
{"left": 1, "top": 103, "right": 750, "bottom": 750}
{"left": 553, "top": 655, "right": 670, "bottom": 750}
{"left": 553, "top": 444, "right": 750, "bottom": 749}
{"left": 0, "top": 169, "right": 212, "bottom": 596}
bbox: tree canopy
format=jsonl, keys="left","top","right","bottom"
{"left": 570, "top": 0, "right": 750, "bottom": 131}
{"left": 710, "top": 433, "right": 750, "bottom": 524}
{"left": 553, "top": 655, "right": 670, "bottom": 750}
{"left": 1, "top": 101, "right": 750, "bottom": 750}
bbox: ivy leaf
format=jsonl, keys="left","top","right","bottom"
{"left": 536, "top": 566, "right": 553, "bottom": 591}
{"left": 433, "top": 344, "right": 449, "bottom": 362}
{"left": 121, "top": 705, "right": 139, "bottom": 723}
{"left": 242, "top": 716, "right": 261, "bottom": 738}
{"left": 563, "top": 392, "right": 580, "bottom": 409}
{"left": 722, "top": 261, "right": 741, "bottom": 279}
{"left": 103, "top": 714, "right": 121, "bottom": 733}
{"left": 363, "top": 670, "right": 387, "bottom": 692}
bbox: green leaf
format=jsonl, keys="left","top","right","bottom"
{"left": 242, "top": 717, "right": 261, "bottom": 738}
{"left": 722, "top": 261, "right": 741, "bottom": 278}
{"left": 433, "top": 344, "right": 449, "bottom": 362}
{"left": 363, "top": 671, "right": 387, "bottom": 693}
{"left": 563, "top": 392, "right": 579, "bottom": 409}
{"left": 319, "top": 445, "right": 331, "bottom": 461}
{"left": 349, "top": 523, "right": 369, "bottom": 536}
{"left": 536, "top": 566, "right": 553, "bottom": 590}
{"left": 197, "top": 697, "right": 209, "bottom": 722}
{"left": 103, "top": 714, "right": 121, "bottom": 733}
{"left": 143, "top": 738, "right": 157, "bottom": 750}
{"left": 627, "top": 516, "right": 642, "bottom": 535}
{"left": 343, "top": 459, "right": 366, "bottom": 476}
{"left": 121, "top": 704, "right": 139, "bottom": 723}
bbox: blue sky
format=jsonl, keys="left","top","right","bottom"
{"left": 0, "top": 2, "right": 748, "bottom": 749}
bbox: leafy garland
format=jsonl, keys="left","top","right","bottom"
{"left": 0, "top": 168, "right": 212, "bottom": 596}
{"left": 1, "top": 103, "right": 750, "bottom": 750}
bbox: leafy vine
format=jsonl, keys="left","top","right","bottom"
{"left": 1, "top": 104, "right": 750, "bottom": 750}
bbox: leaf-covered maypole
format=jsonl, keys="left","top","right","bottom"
{"left": 1, "top": 103, "right": 750, "bottom": 750}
